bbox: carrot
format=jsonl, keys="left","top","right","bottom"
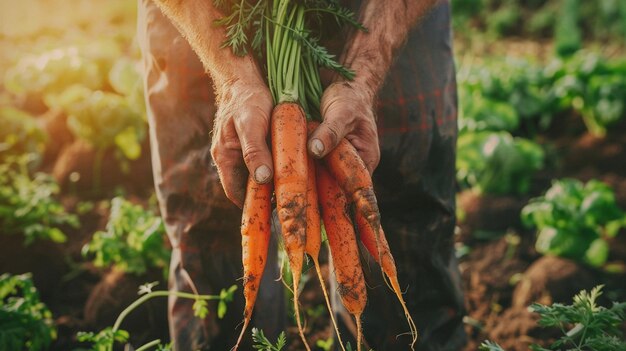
{"left": 324, "top": 139, "right": 382, "bottom": 261}
{"left": 271, "top": 102, "right": 310, "bottom": 350}
{"left": 233, "top": 176, "right": 272, "bottom": 350}
{"left": 356, "top": 213, "right": 419, "bottom": 349}
{"left": 317, "top": 164, "right": 367, "bottom": 351}
{"left": 304, "top": 122, "right": 347, "bottom": 351}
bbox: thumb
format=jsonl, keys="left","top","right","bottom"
{"left": 308, "top": 100, "right": 351, "bottom": 158}
{"left": 235, "top": 110, "right": 273, "bottom": 184}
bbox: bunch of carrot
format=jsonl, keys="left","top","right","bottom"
{"left": 212, "top": 1, "right": 418, "bottom": 350}
{"left": 237, "top": 117, "right": 418, "bottom": 351}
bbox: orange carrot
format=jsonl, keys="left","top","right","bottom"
{"left": 324, "top": 139, "right": 382, "bottom": 262}
{"left": 233, "top": 176, "right": 272, "bottom": 350}
{"left": 317, "top": 164, "right": 367, "bottom": 351}
{"left": 305, "top": 122, "right": 347, "bottom": 351}
{"left": 356, "top": 213, "right": 419, "bottom": 349}
{"left": 271, "top": 102, "right": 310, "bottom": 350}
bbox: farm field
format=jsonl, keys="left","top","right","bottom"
{"left": 1, "top": 1, "right": 625, "bottom": 350}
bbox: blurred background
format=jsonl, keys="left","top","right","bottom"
{"left": 0, "top": 1, "right": 625, "bottom": 350}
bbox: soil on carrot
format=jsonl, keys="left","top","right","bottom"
{"left": 2, "top": 115, "right": 625, "bottom": 350}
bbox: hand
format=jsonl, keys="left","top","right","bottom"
{"left": 210, "top": 80, "right": 274, "bottom": 208}
{"left": 308, "top": 81, "right": 380, "bottom": 174}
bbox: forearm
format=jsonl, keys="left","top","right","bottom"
{"left": 341, "top": 0, "right": 440, "bottom": 97}
{"left": 152, "top": 0, "right": 265, "bottom": 90}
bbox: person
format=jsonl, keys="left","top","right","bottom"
{"left": 137, "top": 0, "right": 466, "bottom": 349}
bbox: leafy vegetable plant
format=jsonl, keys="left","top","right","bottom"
{"left": 522, "top": 179, "right": 626, "bottom": 267}
{"left": 456, "top": 131, "right": 544, "bottom": 195}
{"left": 0, "top": 107, "right": 46, "bottom": 163}
{"left": 77, "top": 282, "right": 237, "bottom": 351}
{"left": 458, "top": 52, "right": 626, "bottom": 138}
{"left": 554, "top": 0, "right": 581, "bottom": 57}
{"left": 479, "top": 285, "right": 626, "bottom": 351}
{"left": 82, "top": 197, "right": 170, "bottom": 276}
{"left": 0, "top": 155, "right": 79, "bottom": 245}
{"left": 458, "top": 57, "right": 553, "bottom": 135}
{"left": 4, "top": 47, "right": 104, "bottom": 98}
{"left": 451, "top": 0, "right": 626, "bottom": 44}
{"left": 545, "top": 52, "right": 626, "bottom": 137}
{"left": 65, "top": 89, "right": 145, "bottom": 160}
{"left": 0, "top": 273, "right": 56, "bottom": 351}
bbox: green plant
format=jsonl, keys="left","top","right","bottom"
{"left": 456, "top": 131, "right": 544, "bottom": 195}
{"left": 479, "top": 286, "right": 626, "bottom": 351}
{"left": 452, "top": 0, "right": 626, "bottom": 43}
{"left": 554, "top": 0, "right": 581, "bottom": 57}
{"left": 77, "top": 282, "right": 236, "bottom": 351}
{"left": 82, "top": 197, "right": 170, "bottom": 276}
{"left": 450, "top": 0, "right": 484, "bottom": 29}
{"left": 479, "top": 340, "right": 505, "bottom": 351}
{"left": 316, "top": 337, "right": 334, "bottom": 351}
{"left": 458, "top": 58, "right": 552, "bottom": 135}
{"left": 0, "top": 155, "right": 79, "bottom": 245}
{"left": 531, "top": 286, "right": 626, "bottom": 350}
{"left": 65, "top": 89, "right": 145, "bottom": 160}
{"left": 251, "top": 328, "right": 287, "bottom": 351}
{"left": 0, "top": 273, "right": 56, "bottom": 351}
{"left": 546, "top": 52, "right": 626, "bottom": 137}
{"left": 522, "top": 179, "right": 626, "bottom": 267}
{"left": 4, "top": 47, "right": 104, "bottom": 98}
{"left": 0, "top": 107, "right": 46, "bottom": 163}
{"left": 486, "top": 1, "right": 520, "bottom": 38}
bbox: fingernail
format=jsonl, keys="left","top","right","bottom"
{"left": 311, "top": 138, "right": 324, "bottom": 157}
{"left": 254, "top": 165, "right": 271, "bottom": 183}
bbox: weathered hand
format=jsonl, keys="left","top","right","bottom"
{"left": 210, "top": 80, "right": 274, "bottom": 208}
{"left": 308, "top": 81, "right": 380, "bottom": 174}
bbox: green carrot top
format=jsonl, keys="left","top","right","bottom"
{"left": 213, "top": 0, "right": 364, "bottom": 120}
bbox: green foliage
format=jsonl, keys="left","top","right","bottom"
{"left": 452, "top": 0, "right": 626, "bottom": 43}
{"left": 460, "top": 52, "right": 626, "bottom": 138}
{"left": 0, "top": 273, "right": 56, "bottom": 351}
{"left": 480, "top": 286, "right": 626, "bottom": 351}
{"left": 316, "top": 337, "right": 334, "bottom": 351}
{"left": 213, "top": 0, "right": 267, "bottom": 56}
{"left": 82, "top": 197, "right": 170, "bottom": 275}
{"left": 531, "top": 286, "right": 626, "bottom": 351}
{"left": 77, "top": 328, "right": 130, "bottom": 351}
{"left": 458, "top": 58, "right": 554, "bottom": 135}
{"left": 4, "top": 42, "right": 146, "bottom": 161}
{"left": 251, "top": 328, "right": 286, "bottom": 351}
{"left": 479, "top": 340, "right": 506, "bottom": 351}
{"left": 522, "top": 179, "right": 626, "bottom": 266}
{"left": 77, "top": 283, "right": 235, "bottom": 351}
{"left": 0, "top": 107, "right": 46, "bottom": 162}
{"left": 486, "top": 1, "right": 520, "bottom": 38}
{"left": 554, "top": 0, "right": 581, "bottom": 57}
{"left": 450, "top": 0, "right": 483, "bottom": 29}
{"left": 108, "top": 58, "right": 146, "bottom": 119}
{"left": 217, "top": 285, "right": 238, "bottom": 319}
{"left": 456, "top": 131, "right": 544, "bottom": 195}
{"left": 214, "top": 0, "right": 362, "bottom": 116}
{"left": 0, "top": 156, "right": 79, "bottom": 245}
{"left": 546, "top": 53, "right": 626, "bottom": 137}
{"left": 4, "top": 47, "right": 103, "bottom": 97}
{"left": 65, "top": 90, "right": 145, "bottom": 160}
